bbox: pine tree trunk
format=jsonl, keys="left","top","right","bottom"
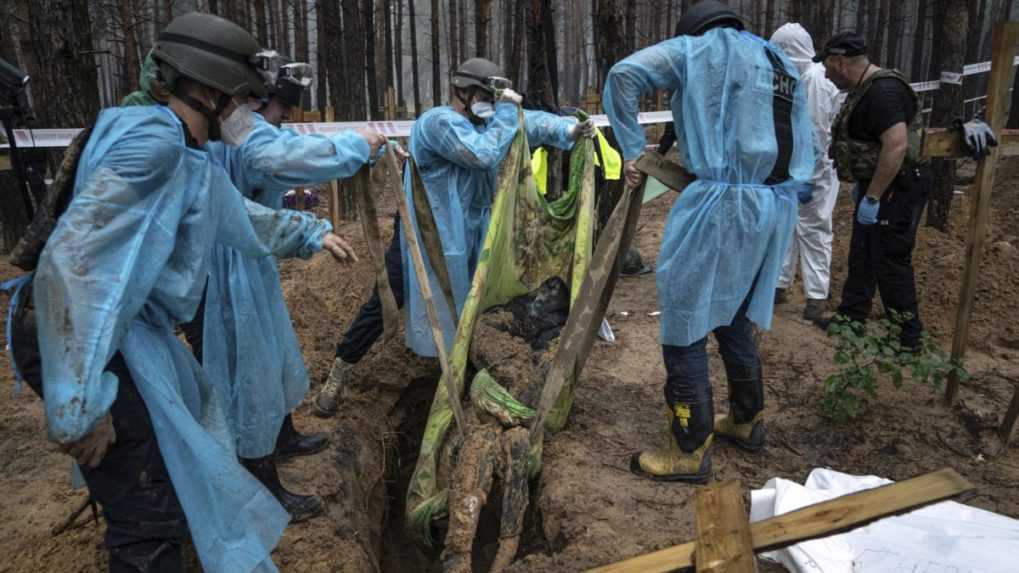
{"left": 256, "top": 0, "right": 268, "bottom": 44}
{"left": 885, "top": 0, "right": 903, "bottom": 70}
{"left": 927, "top": 0, "right": 969, "bottom": 231}
{"left": 871, "top": 0, "right": 887, "bottom": 62}
{"left": 910, "top": 0, "right": 928, "bottom": 80}
{"left": 396, "top": 0, "right": 406, "bottom": 109}
{"left": 594, "top": 0, "right": 623, "bottom": 91}
{"left": 408, "top": 0, "right": 423, "bottom": 114}
{"left": 501, "top": 0, "right": 513, "bottom": 74}
{"left": 765, "top": 0, "right": 775, "bottom": 36}
{"left": 366, "top": 0, "right": 380, "bottom": 119}
{"left": 624, "top": 0, "right": 635, "bottom": 53}
{"left": 117, "top": 0, "right": 141, "bottom": 97}
{"left": 384, "top": 0, "right": 395, "bottom": 94}
{"left": 476, "top": 0, "right": 491, "bottom": 58}
{"left": 507, "top": 0, "right": 525, "bottom": 85}
{"left": 449, "top": 0, "right": 459, "bottom": 67}
{"left": 430, "top": 0, "right": 441, "bottom": 106}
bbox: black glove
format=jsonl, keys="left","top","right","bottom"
{"left": 954, "top": 118, "right": 999, "bottom": 161}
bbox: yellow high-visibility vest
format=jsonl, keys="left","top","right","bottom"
{"left": 531, "top": 127, "right": 622, "bottom": 195}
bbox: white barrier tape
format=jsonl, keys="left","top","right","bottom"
{"left": 1, "top": 109, "right": 677, "bottom": 149}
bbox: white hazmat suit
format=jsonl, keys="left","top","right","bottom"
{"left": 770, "top": 23, "right": 843, "bottom": 302}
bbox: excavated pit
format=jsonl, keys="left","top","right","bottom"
{"left": 330, "top": 279, "right": 570, "bottom": 572}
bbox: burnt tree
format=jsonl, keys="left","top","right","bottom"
{"left": 927, "top": 0, "right": 969, "bottom": 231}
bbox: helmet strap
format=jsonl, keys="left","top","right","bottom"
{"left": 176, "top": 91, "right": 230, "bottom": 141}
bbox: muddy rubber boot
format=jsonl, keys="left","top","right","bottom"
{"left": 630, "top": 433, "right": 713, "bottom": 484}
{"left": 314, "top": 357, "right": 354, "bottom": 418}
{"left": 273, "top": 414, "right": 329, "bottom": 462}
{"left": 803, "top": 299, "right": 826, "bottom": 322}
{"left": 774, "top": 288, "right": 788, "bottom": 305}
{"left": 630, "top": 401, "right": 713, "bottom": 483}
{"left": 242, "top": 457, "right": 325, "bottom": 523}
{"left": 715, "top": 364, "right": 765, "bottom": 451}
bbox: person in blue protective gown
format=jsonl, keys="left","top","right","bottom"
{"left": 175, "top": 54, "right": 388, "bottom": 522}
{"left": 313, "top": 57, "right": 595, "bottom": 415}
{"left": 5, "top": 13, "right": 318, "bottom": 573}
{"left": 603, "top": 1, "right": 814, "bottom": 483}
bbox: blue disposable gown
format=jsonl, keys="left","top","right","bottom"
{"left": 32, "top": 105, "right": 301, "bottom": 573}
{"left": 603, "top": 28, "right": 814, "bottom": 346}
{"left": 203, "top": 114, "right": 370, "bottom": 458}
{"left": 403, "top": 103, "right": 577, "bottom": 357}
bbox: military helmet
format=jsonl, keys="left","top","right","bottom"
{"left": 451, "top": 58, "right": 512, "bottom": 94}
{"left": 675, "top": 1, "right": 745, "bottom": 37}
{"left": 151, "top": 12, "right": 267, "bottom": 99}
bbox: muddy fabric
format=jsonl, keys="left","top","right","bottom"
{"left": 401, "top": 104, "right": 578, "bottom": 357}
{"left": 31, "top": 105, "right": 287, "bottom": 573}
{"left": 406, "top": 110, "right": 595, "bottom": 543}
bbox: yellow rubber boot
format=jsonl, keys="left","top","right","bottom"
{"left": 630, "top": 432, "right": 713, "bottom": 484}
{"left": 714, "top": 411, "right": 764, "bottom": 451}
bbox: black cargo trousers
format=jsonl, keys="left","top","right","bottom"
{"left": 836, "top": 166, "right": 932, "bottom": 348}
{"left": 9, "top": 280, "right": 186, "bottom": 572}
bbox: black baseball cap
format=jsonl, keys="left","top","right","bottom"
{"left": 812, "top": 31, "right": 868, "bottom": 62}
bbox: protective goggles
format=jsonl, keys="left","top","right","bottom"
{"left": 278, "top": 62, "right": 313, "bottom": 88}
{"left": 454, "top": 71, "right": 513, "bottom": 92}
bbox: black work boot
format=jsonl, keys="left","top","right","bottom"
{"left": 242, "top": 457, "right": 325, "bottom": 523}
{"left": 273, "top": 414, "right": 329, "bottom": 462}
{"left": 714, "top": 363, "right": 765, "bottom": 451}
{"left": 803, "top": 299, "right": 826, "bottom": 322}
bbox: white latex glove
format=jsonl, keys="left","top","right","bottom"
{"left": 355, "top": 128, "right": 388, "bottom": 156}
{"left": 498, "top": 88, "right": 523, "bottom": 105}
{"left": 569, "top": 118, "right": 597, "bottom": 140}
{"left": 322, "top": 232, "right": 359, "bottom": 264}
{"left": 623, "top": 158, "right": 645, "bottom": 189}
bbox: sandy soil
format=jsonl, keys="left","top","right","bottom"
{"left": 2, "top": 161, "right": 1018, "bottom": 572}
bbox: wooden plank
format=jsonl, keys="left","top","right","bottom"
{"left": 946, "top": 22, "right": 1019, "bottom": 404}
{"left": 999, "top": 381, "right": 1019, "bottom": 444}
{"left": 922, "top": 128, "right": 1019, "bottom": 158}
{"left": 325, "top": 106, "right": 341, "bottom": 229}
{"left": 586, "top": 468, "right": 974, "bottom": 573}
{"left": 694, "top": 480, "right": 756, "bottom": 573}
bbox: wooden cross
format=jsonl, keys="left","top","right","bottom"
{"left": 918, "top": 21, "right": 1019, "bottom": 445}
{"left": 585, "top": 469, "right": 973, "bottom": 573}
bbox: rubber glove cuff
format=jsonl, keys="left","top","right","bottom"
{"left": 857, "top": 196, "right": 880, "bottom": 225}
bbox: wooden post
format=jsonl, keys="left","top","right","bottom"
{"left": 695, "top": 480, "right": 756, "bottom": 573}
{"left": 586, "top": 468, "right": 973, "bottom": 573}
{"left": 945, "top": 22, "right": 1019, "bottom": 404}
{"left": 1000, "top": 382, "right": 1019, "bottom": 444}
{"left": 325, "top": 105, "right": 341, "bottom": 230}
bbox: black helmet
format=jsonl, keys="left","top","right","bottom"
{"left": 152, "top": 12, "right": 266, "bottom": 99}
{"left": 451, "top": 58, "right": 512, "bottom": 94}
{"left": 675, "top": 1, "right": 745, "bottom": 37}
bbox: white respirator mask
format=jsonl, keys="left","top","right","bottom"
{"left": 470, "top": 101, "right": 496, "bottom": 120}
{"left": 220, "top": 103, "right": 256, "bottom": 147}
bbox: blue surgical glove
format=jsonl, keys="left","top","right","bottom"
{"left": 797, "top": 183, "right": 814, "bottom": 204}
{"left": 857, "top": 196, "right": 880, "bottom": 225}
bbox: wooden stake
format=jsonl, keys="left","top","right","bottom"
{"left": 325, "top": 106, "right": 341, "bottom": 231}
{"left": 946, "top": 22, "right": 1019, "bottom": 404}
{"left": 999, "top": 381, "right": 1019, "bottom": 444}
{"left": 586, "top": 468, "right": 973, "bottom": 573}
{"left": 695, "top": 480, "right": 756, "bottom": 573}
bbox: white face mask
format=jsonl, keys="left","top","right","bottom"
{"left": 220, "top": 103, "right": 256, "bottom": 147}
{"left": 470, "top": 101, "right": 496, "bottom": 120}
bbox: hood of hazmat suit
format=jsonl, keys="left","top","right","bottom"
{"left": 201, "top": 113, "right": 372, "bottom": 457}
{"left": 771, "top": 23, "right": 844, "bottom": 300}
{"left": 402, "top": 102, "right": 578, "bottom": 357}
{"left": 603, "top": 27, "right": 815, "bottom": 346}
{"left": 32, "top": 105, "right": 305, "bottom": 573}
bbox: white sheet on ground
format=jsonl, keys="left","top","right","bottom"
{"left": 749, "top": 468, "right": 1019, "bottom": 573}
